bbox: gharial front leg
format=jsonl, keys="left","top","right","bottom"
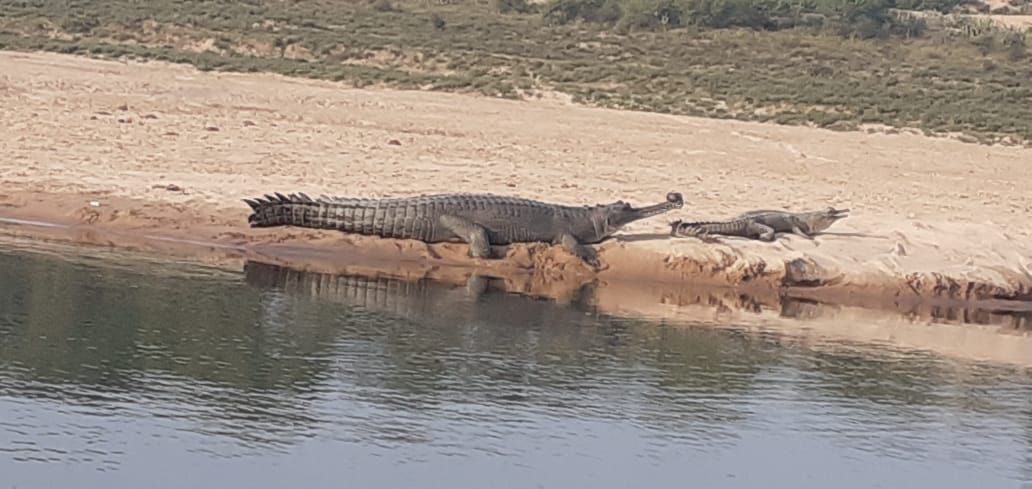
{"left": 696, "top": 231, "right": 723, "bottom": 244}
{"left": 439, "top": 215, "right": 493, "bottom": 259}
{"left": 790, "top": 224, "right": 813, "bottom": 240}
{"left": 557, "top": 233, "right": 602, "bottom": 268}
{"left": 789, "top": 224, "right": 819, "bottom": 246}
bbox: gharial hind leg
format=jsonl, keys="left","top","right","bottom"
{"left": 695, "top": 232, "right": 723, "bottom": 244}
{"left": 439, "top": 215, "right": 493, "bottom": 259}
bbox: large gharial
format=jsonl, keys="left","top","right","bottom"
{"left": 244, "top": 191, "right": 684, "bottom": 266}
{"left": 669, "top": 207, "right": 849, "bottom": 242}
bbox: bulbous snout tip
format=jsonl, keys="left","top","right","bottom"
{"left": 665, "top": 192, "right": 684, "bottom": 207}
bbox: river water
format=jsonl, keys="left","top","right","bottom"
{"left": 0, "top": 244, "right": 1029, "bottom": 489}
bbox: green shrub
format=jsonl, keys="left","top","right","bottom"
{"left": 617, "top": 0, "right": 683, "bottom": 30}
{"left": 544, "top": 0, "right": 624, "bottom": 24}
{"left": 492, "top": 0, "right": 533, "bottom": 13}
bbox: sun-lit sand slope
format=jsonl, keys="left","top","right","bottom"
{"left": 1, "top": 50, "right": 1030, "bottom": 302}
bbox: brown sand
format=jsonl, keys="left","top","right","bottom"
{"left": 1, "top": 50, "right": 1031, "bottom": 306}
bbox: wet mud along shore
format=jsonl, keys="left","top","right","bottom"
{"left": 1, "top": 233, "right": 1030, "bottom": 367}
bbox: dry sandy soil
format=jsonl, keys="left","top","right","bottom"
{"left": 1, "top": 50, "right": 1031, "bottom": 307}
{"left": 984, "top": 14, "right": 1032, "bottom": 27}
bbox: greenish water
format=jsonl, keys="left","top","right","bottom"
{"left": 0, "top": 245, "right": 1029, "bottom": 489}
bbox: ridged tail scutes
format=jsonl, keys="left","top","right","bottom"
{"left": 243, "top": 191, "right": 437, "bottom": 240}
{"left": 671, "top": 219, "right": 740, "bottom": 237}
{"left": 244, "top": 192, "right": 342, "bottom": 230}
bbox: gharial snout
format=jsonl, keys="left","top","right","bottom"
{"left": 622, "top": 191, "right": 686, "bottom": 222}
{"left": 829, "top": 208, "right": 850, "bottom": 219}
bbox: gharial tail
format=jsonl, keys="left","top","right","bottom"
{"left": 669, "top": 219, "right": 747, "bottom": 238}
{"left": 244, "top": 192, "right": 337, "bottom": 229}
{"left": 244, "top": 192, "right": 448, "bottom": 240}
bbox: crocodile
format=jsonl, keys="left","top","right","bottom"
{"left": 244, "top": 191, "right": 684, "bottom": 265}
{"left": 669, "top": 207, "right": 849, "bottom": 242}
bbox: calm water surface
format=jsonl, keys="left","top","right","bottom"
{"left": 0, "top": 245, "right": 1029, "bottom": 489}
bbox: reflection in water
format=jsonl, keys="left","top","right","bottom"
{"left": 919, "top": 303, "right": 1032, "bottom": 333}
{"left": 0, "top": 250, "right": 1029, "bottom": 489}
{"left": 779, "top": 294, "right": 1032, "bottom": 333}
{"left": 242, "top": 261, "right": 772, "bottom": 445}
{"left": 243, "top": 260, "right": 602, "bottom": 331}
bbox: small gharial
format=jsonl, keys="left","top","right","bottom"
{"left": 244, "top": 191, "right": 684, "bottom": 266}
{"left": 670, "top": 207, "right": 850, "bottom": 242}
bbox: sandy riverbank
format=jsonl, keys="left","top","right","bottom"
{"left": 1, "top": 50, "right": 1031, "bottom": 305}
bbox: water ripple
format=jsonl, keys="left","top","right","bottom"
{"left": 0, "top": 249, "right": 1030, "bottom": 488}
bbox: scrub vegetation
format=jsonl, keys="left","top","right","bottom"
{"left": 0, "top": 0, "right": 1030, "bottom": 143}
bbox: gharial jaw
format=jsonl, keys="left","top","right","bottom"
{"left": 597, "top": 192, "right": 684, "bottom": 238}
{"left": 799, "top": 207, "right": 850, "bottom": 234}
